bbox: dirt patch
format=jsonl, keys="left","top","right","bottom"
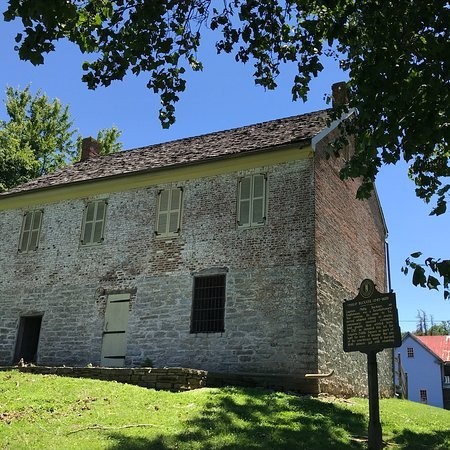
{"left": 0, "top": 411, "right": 27, "bottom": 424}
{"left": 73, "top": 396, "right": 99, "bottom": 412}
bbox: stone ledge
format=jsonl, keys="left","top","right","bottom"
{"left": 8, "top": 366, "right": 208, "bottom": 392}
{"left": 1, "top": 366, "right": 321, "bottom": 394}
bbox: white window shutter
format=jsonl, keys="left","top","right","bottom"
{"left": 82, "top": 203, "right": 94, "bottom": 244}
{"left": 29, "top": 210, "right": 43, "bottom": 250}
{"left": 94, "top": 200, "right": 107, "bottom": 242}
{"left": 252, "top": 174, "right": 266, "bottom": 224}
{"left": 238, "top": 175, "right": 266, "bottom": 227}
{"left": 19, "top": 212, "right": 32, "bottom": 252}
{"left": 81, "top": 200, "right": 107, "bottom": 245}
{"left": 238, "top": 177, "right": 251, "bottom": 226}
{"left": 19, "top": 210, "right": 43, "bottom": 252}
{"left": 168, "top": 188, "right": 182, "bottom": 233}
{"left": 157, "top": 188, "right": 182, "bottom": 236}
{"left": 157, "top": 190, "right": 169, "bottom": 235}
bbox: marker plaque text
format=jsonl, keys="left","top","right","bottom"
{"left": 343, "top": 287, "right": 401, "bottom": 353}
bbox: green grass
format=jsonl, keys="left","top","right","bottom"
{"left": 0, "top": 371, "right": 449, "bottom": 449}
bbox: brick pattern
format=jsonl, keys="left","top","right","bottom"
{"left": 314, "top": 130, "right": 393, "bottom": 396}
{"left": 0, "top": 128, "right": 394, "bottom": 396}
{"left": 0, "top": 159, "right": 318, "bottom": 379}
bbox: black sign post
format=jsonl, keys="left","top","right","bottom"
{"left": 343, "top": 279, "right": 401, "bottom": 450}
{"left": 367, "top": 350, "right": 382, "bottom": 449}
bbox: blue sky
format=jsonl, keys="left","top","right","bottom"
{"left": 1, "top": 19, "right": 449, "bottom": 332}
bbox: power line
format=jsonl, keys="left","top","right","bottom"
{"left": 399, "top": 319, "right": 450, "bottom": 323}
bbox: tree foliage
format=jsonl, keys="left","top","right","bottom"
{"left": 3, "top": 1, "right": 449, "bottom": 292}
{"left": 5, "top": 0, "right": 448, "bottom": 211}
{"left": 402, "top": 252, "right": 450, "bottom": 300}
{"left": 415, "top": 309, "right": 450, "bottom": 335}
{"left": 428, "top": 321, "right": 450, "bottom": 336}
{"left": 0, "top": 86, "right": 122, "bottom": 191}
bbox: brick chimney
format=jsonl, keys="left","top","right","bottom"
{"left": 331, "top": 82, "right": 349, "bottom": 108}
{"left": 80, "top": 137, "right": 100, "bottom": 161}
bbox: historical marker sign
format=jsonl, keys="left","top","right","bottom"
{"left": 343, "top": 279, "right": 402, "bottom": 450}
{"left": 343, "top": 279, "right": 401, "bottom": 353}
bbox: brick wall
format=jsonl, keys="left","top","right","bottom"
{"left": 0, "top": 142, "right": 394, "bottom": 396}
{"left": 0, "top": 158, "right": 319, "bottom": 382}
{"left": 314, "top": 129, "right": 393, "bottom": 396}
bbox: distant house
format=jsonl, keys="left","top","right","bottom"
{"left": 0, "top": 84, "right": 394, "bottom": 395}
{"left": 396, "top": 332, "right": 450, "bottom": 409}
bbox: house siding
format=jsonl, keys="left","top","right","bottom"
{"left": 0, "top": 158, "right": 319, "bottom": 379}
{"left": 396, "top": 336, "right": 444, "bottom": 408}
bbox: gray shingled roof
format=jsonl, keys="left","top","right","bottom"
{"left": 2, "top": 109, "right": 330, "bottom": 196}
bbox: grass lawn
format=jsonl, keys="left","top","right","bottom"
{"left": 0, "top": 371, "right": 449, "bottom": 449}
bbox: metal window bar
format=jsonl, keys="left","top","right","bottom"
{"left": 420, "top": 389, "right": 428, "bottom": 403}
{"left": 191, "top": 275, "right": 225, "bottom": 333}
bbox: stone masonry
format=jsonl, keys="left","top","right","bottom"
{"left": 0, "top": 109, "right": 393, "bottom": 395}
{"left": 1, "top": 160, "right": 318, "bottom": 380}
{"left": 0, "top": 366, "right": 207, "bottom": 392}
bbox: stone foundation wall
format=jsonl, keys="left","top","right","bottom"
{"left": 1, "top": 366, "right": 321, "bottom": 393}
{"left": 1, "top": 366, "right": 206, "bottom": 391}
{"left": 0, "top": 265, "right": 317, "bottom": 375}
{"left": 315, "top": 273, "right": 394, "bottom": 397}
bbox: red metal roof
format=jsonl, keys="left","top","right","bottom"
{"left": 416, "top": 335, "right": 450, "bottom": 362}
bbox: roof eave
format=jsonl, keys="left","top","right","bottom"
{"left": 403, "top": 333, "right": 445, "bottom": 363}
{"left": 0, "top": 138, "right": 313, "bottom": 201}
{"left": 311, "top": 109, "right": 355, "bottom": 150}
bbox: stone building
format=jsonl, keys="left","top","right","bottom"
{"left": 0, "top": 103, "right": 393, "bottom": 395}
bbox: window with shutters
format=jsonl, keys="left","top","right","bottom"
{"left": 18, "top": 210, "right": 43, "bottom": 252}
{"left": 156, "top": 188, "right": 183, "bottom": 236}
{"left": 191, "top": 274, "right": 226, "bottom": 333}
{"left": 237, "top": 174, "right": 267, "bottom": 228}
{"left": 81, "top": 200, "right": 107, "bottom": 245}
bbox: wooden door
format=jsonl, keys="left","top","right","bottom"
{"left": 101, "top": 293, "right": 130, "bottom": 367}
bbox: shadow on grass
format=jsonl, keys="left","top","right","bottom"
{"left": 390, "top": 429, "right": 450, "bottom": 450}
{"left": 106, "top": 388, "right": 368, "bottom": 449}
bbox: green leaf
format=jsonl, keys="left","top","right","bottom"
{"left": 427, "top": 275, "right": 440, "bottom": 290}
{"left": 412, "top": 266, "right": 426, "bottom": 287}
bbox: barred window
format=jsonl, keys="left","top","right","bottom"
{"left": 19, "top": 210, "right": 43, "bottom": 252}
{"left": 191, "top": 275, "right": 226, "bottom": 333}
{"left": 81, "top": 200, "right": 107, "bottom": 245}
